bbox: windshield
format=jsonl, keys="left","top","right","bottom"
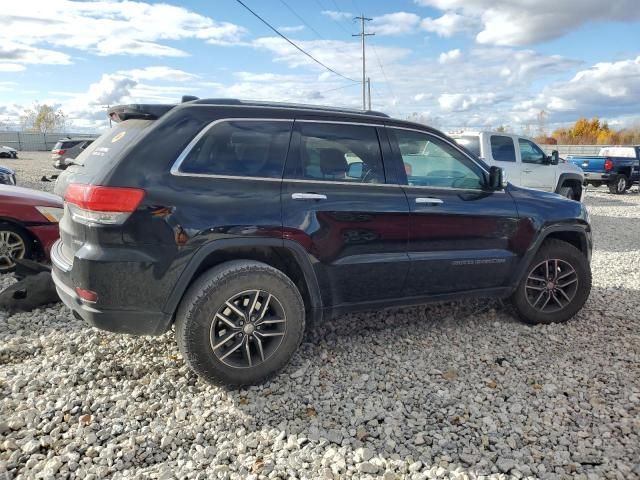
{"left": 453, "top": 136, "right": 481, "bottom": 157}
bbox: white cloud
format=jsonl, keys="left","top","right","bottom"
{"left": 514, "top": 55, "right": 640, "bottom": 122}
{"left": 420, "top": 13, "right": 477, "bottom": 37}
{"left": 438, "top": 48, "right": 461, "bottom": 64}
{"left": 0, "top": 41, "right": 72, "bottom": 66}
{"left": 1, "top": 0, "right": 247, "bottom": 64}
{"left": 279, "top": 25, "right": 305, "bottom": 33}
{"left": 370, "top": 12, "right": 421, "bottom": 36}
{"left": 0, "top": 64, "right": 26, "bottom": 72}
{"left": 438, "top": 92, "right": 498, "bottom": 112}
{"left": 118, "top": 66, "right": 199, "bottom": 82}
{"left": 414, "top": 0, "right": 640, "bottom": 45}
{"left": 321, "top": 10, "right": 353, "bottom": 21}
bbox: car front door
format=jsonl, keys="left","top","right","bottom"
{"left": 281, "top": 120, "right": 410, "bottom": 307}
{"left": 387, "top": 127, "right": 520, "bottom": 297}
{"left": 518, "top": 138, "right": 556, "bottom": 191}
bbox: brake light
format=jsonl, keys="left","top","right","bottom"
{"left": 52, "top": 149, "right": 66, "bottom": 155}
{"left": 64, "top": 183, "right": 145, "bottom": 225}
{"left": 604, "top": 158, "right": 613, "bottom": 172}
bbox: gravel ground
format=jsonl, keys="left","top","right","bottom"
{"left": 3, "top": 151, "right": 59, "bottom": 192}
{"left": 1, "top": 154, "right": 639, "bottom": 479}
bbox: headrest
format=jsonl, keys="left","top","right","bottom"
{"left": 319, "top": 149, "right": 347, "bottom": 176}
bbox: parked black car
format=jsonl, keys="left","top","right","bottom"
{"left": 0, "top": 165, "right": 16, "bottom": 185}
{"left": 52, "top": 98, "right": 592, "bottom": 386}
{"left": 51, "top": 137, "right": 96, "bottom": 170}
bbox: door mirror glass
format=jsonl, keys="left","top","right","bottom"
{"left": 346, "top": 161, "right": 363, "bottom": 179}
{"left": 488, "top": 166, "right": 505, "bottom": 190}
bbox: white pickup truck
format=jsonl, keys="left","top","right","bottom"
{"left": 450, "top": 131, "right": 584, "bottom": 201}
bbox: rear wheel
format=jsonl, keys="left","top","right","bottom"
{"left": 0, "top": 152, "right": 9, "bottom": 159}
{"left": 0, "top": 223, "right": 32, "bottom": 273}
{"left": 175, "top": 260, "right": 305, "bottom": 387}
{"left": 608, "top": 174, "right": 628, "bottom": 194}
{"left": 512, "top": 239, "right": 591, "bottom": 325}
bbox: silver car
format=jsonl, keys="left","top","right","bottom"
{"left": 51, "top": 138, "right": 96, "bottom": 170}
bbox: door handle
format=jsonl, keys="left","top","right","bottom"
{"left": 522, "top": 169, "right": 532, "bottom": 173}
{"left": 291, "top": 193, "right": 327, "bottom": 200}
{"left": 415, "top": 197, "right": 443, "bottom": 205}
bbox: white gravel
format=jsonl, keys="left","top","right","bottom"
{"left": 1, "top": 156, "right": 639, "bottom": 479}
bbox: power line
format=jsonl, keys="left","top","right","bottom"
{"left": 313, "top": 0, "right": 352, "bottom": 35}
{"left": 234, "top": 0, "right": 358, "bottom": 83}
{"left": 279, "top": 0, "right": 326, "bottom": 40}
{"left": 371, "top": 41, "right": 396, "bottom": 105}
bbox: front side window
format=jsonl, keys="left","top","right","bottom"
{"left": 490, "top": 135, "right": 516, "bottom": 162}
{"left": 295, "top": 122, "right": 385, "bottom": 184}
{"left": 454, "top": 136, "right": 481, "bottom": 157}
{"left": 519, "top": 138, "right": 546, "bottom": 164}
{"left": 179, "top": 120, "right": 292, "bottom": 178}
{"left": 391, "top": 129, "right": 484, "bottom": 190}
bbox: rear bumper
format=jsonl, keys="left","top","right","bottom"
{"left": 50, "top": 239, "right": 172, "bottom": 336}
{"left": 583, "top": 172, "right": 610, "bottom": 182}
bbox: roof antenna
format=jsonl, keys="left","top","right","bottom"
{"left": 181, "top": 95, "right": 199, "bottom": 103}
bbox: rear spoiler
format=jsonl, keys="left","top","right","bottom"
{"left": 108, "top": 96, "right": 199, "bottom": 123}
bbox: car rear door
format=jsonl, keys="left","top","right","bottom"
{"left": 488, "top": 134, "right": 522, "bottom": 186}
{"left": 281, "top": 119, "right": 410, "bottom": 307}
{"left": 387, "top": 126, "right": 520, "bottom": 296}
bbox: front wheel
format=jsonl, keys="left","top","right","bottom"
{"left": 558, "top": 186, "right": 575, "bottom": 200}
{"left": 608, "top": 174, "right": 628, "bottom": 194}
{"left": 175, "top": 260, "right": 305, "bottom": 387}
{"left": 511, "top": 239, "right": 591, "bottom": 325}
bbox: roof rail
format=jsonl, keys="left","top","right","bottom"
{"left": 191, "top": 98, "right": 390, "bottom": 117}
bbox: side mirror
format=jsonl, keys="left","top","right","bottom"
{"left": 546, "top": 150, "right": 559, "bottom": 165}
{"left": 347, "top": 161, "right": 363, "bottom": 179}
{"left": 488, "top": 166, "right": 506, "bottom": 190}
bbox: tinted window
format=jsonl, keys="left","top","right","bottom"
{"left": 54, "top": 140, "right": 80, "bottom": 150}
{"left": 179, "top": 120, "right": 292, "bottom": 178}
{"left": 454, "top": 136, "right": 481, "bottom": 157}
{"left": 295, "top": 122, "right": 385, "bottom": 183}
{"left": 391, "top": 129, "right": 484, "bottom": 190}
{"left": 490, "top": 135, "right": 516, "bottom": 162}
{"left": 519, "top": 138, "right": 546, "bottom": 164}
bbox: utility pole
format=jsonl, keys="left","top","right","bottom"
{"left": 353, "top": 15, "right": 374, "bottom": 111}
{"left": 367, "top": 78, "right": 371, "bottom": 110}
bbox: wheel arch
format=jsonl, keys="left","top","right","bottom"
{"left": 0, "top": 217, "right": 43, "bottom": 260}
{"left": 509, "top": 224, "right": 590, "bottom": 291}
{"left": 555, "top": 173, "right": 584, "bottom": 197}
{"left": 163, "top": 238, "right": 323, "bottom": 327}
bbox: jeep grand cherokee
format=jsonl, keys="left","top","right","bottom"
{"left": 52, "top": 98, "right": 592, "bottom": 386}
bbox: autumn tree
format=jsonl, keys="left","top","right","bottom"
{"left": 20, "top": 103, "right": 67, "bottom": 133}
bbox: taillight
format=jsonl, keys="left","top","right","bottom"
{"left": 52, "top": 149, "right": 66, "bottom": 155}
{"left": 75, "top": 287, "right": 98, "bottom": 303}
{"left": 604, "top": 158, "right": 613, "bottom": 172}
{"left": 64, "top": 183, "right": 145, "bottom": 225}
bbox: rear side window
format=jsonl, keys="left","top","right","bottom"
{"left": 490, "top": 136, "right": 516, "bottom": 162}
{"left": 293, "top": 122, "right": 385, "bottom": 184}
{"left": 178, "top": 120, "right": 292, "bottom": 178}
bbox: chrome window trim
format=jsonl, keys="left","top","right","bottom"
{"left": 296, "top": 119, "right": 384, "bottom": 128}
{"left": 170, "top": 117, "right": 294, "bottom": 177}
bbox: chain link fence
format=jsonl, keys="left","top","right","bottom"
{"left": 0, "top": 131, "right": 97, "bottom": 151}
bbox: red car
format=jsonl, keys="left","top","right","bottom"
{"left": 0, "top": 185, "right": 63, "bottom": 272}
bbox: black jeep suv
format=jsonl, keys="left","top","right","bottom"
{"left": 52, "top": 98, "right": 592, "bottom": 386}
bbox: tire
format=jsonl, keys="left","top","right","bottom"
{"left": 608, "top": 174, "right": 628, "bottom": 194}
{"left": 175, "top": 260, "right": 305, "bottom": 387}
{"left": 511, "top": 239, "right": 591, "bottom": 325}
{"left": 0, "top": 152, "right": 9, "bottom": 159}
{"left": 0, "top": 223, "right": 33, "bottom": 273}
{"left": 558, "top": 186, "right": 575, "bottom": 200}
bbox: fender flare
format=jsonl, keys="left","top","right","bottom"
{"left": 555, "top": 173, "right": 584, "bottom": 193}
{"left": 162, "top": 237, "right": 323, "bottom": 322}
{"left": 508, "top": 223, "right": 591, "bottom": 290}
